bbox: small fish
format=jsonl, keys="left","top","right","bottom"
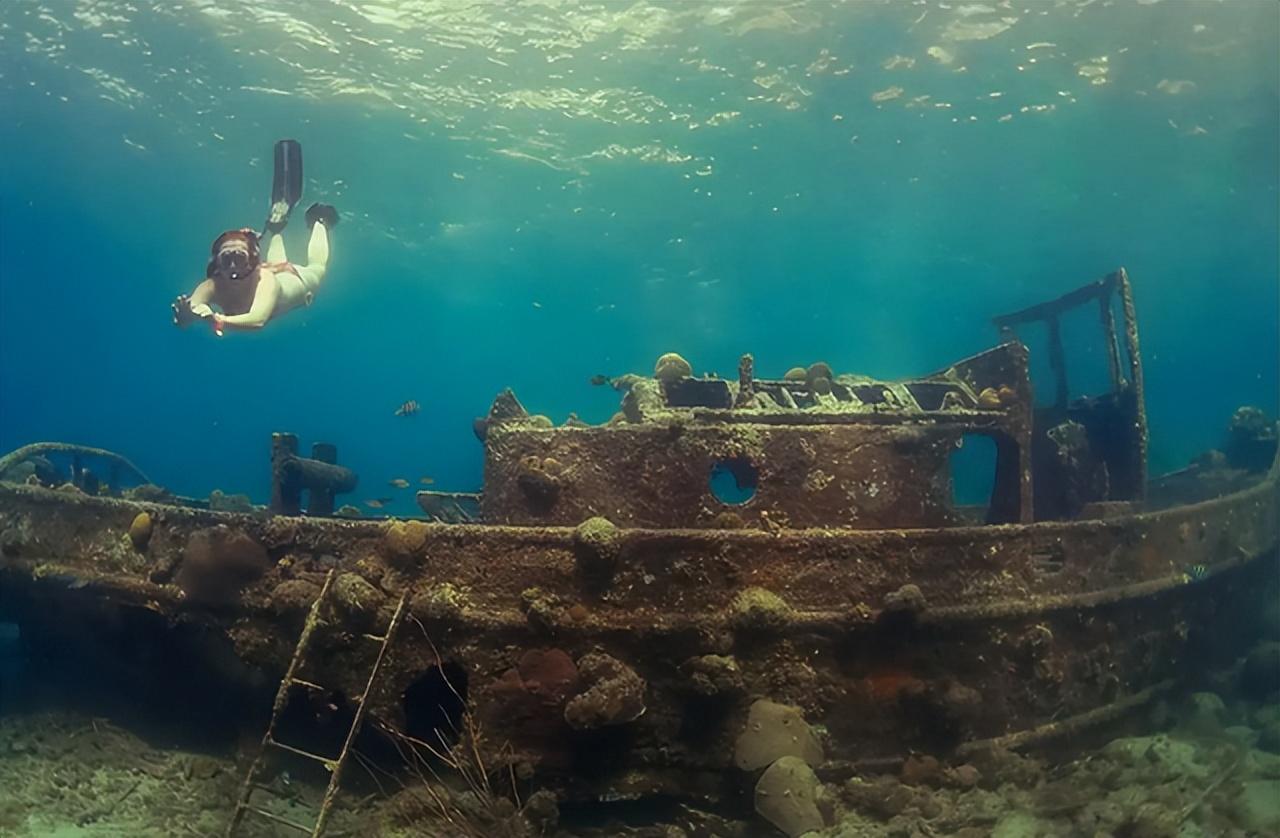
{"left": 590, "top": 374, "right": 612, "bottom": 387}
{"left": 394, "top": 400, "right": 420, "bottom": 417}
{"left": 1185, "top": 563, "right": 1209, "bottom": 582}
{"left": 364, "top": 497, "right": 394, "bottom": 509}
{"left": 388, "top": 478, "right": 410, "bottom": 489}
{"left": 46, "top": 574, "right": 90, "bottom": 590}
{"left": 419, "top": 476, "right": 435, "bottom": 486}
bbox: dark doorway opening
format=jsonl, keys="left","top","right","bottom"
{"left": 402, "top": 662, "right": 469, "bottom": 747}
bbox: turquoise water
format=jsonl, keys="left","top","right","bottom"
{"left": 1, "top": 1, "right": 1276, "bottom": 513}
{"left": 0, "top": 6, "right": 1278, "bottom": 836}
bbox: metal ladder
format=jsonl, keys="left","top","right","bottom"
{"left": 225, "top": 570, "right": 409, "bottom": 837}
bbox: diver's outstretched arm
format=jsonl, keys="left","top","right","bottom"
{"left": 213, "top": 273, "right": 278, "bottom": 335}
{"left": 188, "top": 279, "right": 215, "bottom": 313}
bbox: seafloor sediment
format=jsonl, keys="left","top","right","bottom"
{"left": 0, "top": 712, "right": 321, "bottom": 837}
{"left": 1, "top": 673, "right": 1277, "bottom": 837}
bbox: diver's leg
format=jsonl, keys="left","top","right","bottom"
{"left": 297, "top": 203, "right": 336, "bottom": 293}
{"left": 293, "top": 223, "right": 329, "bottom": 297}
{"left": 305, "top": 222, "right": 329, "bottom": 275}
{"left": 265, "top": 232, "right": 287, "bottom": 263}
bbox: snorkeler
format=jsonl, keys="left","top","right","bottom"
{"left": 173, "top": 138, "right": 338, "bottom": 336}
{"left": 172, "top": 201, "right": 338, "bottom": 336}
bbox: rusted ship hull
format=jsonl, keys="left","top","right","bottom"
{"left": 2, "top": 271, "right": 1276, "bottom": 813}
{"left": 1, "top": 463, "right": 1275, "bottom": 798}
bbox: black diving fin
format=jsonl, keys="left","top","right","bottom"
{"left": 264, "top": 138, "right": 303, "bottom": 235}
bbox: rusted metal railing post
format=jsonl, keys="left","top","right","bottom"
{"left": 1116, "top": 268, "right": 1148, "bottom": 498}
{"left": 270, "top": 434, "right": 356, "bottom": 516}
{"left": 1098, "top": 292, "right": 1124, "bottom": 392}
{"left": 735, "top": 353, "right": 755, "bottom": 408}
{"left": 309, "top": 443, "right": 338, "bottom": 516}
{"left": 271, "top": 433, "right": 302, "bottom": 515}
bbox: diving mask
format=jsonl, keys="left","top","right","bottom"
{"left": 207, "top": 228, "right": 261, "bottom": 281}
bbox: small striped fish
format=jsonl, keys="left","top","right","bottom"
{"left": 394, "top": 399, "right": 420, "bottom": 417}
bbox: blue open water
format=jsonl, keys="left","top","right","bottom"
{"left": 1, "top": 1, "right": 1275, "bottom": 513}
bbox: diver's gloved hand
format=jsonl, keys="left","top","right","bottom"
{"left": 304, "top": 202, "right": 338, "bottom": 229}
{"left": 264, "top": 200, "right": 291, "bottom": 235}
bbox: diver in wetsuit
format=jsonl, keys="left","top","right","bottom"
{"left": 172, "top": 201, "right": 338, "bottom": 336}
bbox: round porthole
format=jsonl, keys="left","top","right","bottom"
{"left": 709, "top": 457, "right": 759, "bottom": 505}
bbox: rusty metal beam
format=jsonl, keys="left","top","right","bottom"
{"left": 1099, "top": 293, "right": 1124, "bottom": 392}
{"left": 271, "top": 433, "right": 357, "bottom": 516}
{"left": 1116, "top": 268, "right": 1148, "bottom": 497}
{"left": 992, "top": 273, "right": 1117, "bottom": 330}
{"left": 955, "top": 679, "right": 1174, "bottom": 758}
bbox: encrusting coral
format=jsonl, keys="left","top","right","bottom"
{"left": 734, "top": 698, "right": 825, "bottom": 771}
{"left": 564, "top": 653, "right": 646, "bottom": 730}
{"left": 654, "top": 352, "right": 693, "bottom": 383}
{"left": 730, "top": 586, "right": 792, "bottom": 631}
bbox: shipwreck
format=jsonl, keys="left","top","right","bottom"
{"left": 0, "top": 268, "right": 1276, "bottom": 834}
